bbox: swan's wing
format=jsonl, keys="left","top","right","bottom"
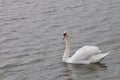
{"left": 89, "top": 52, "right": 110, "bottom": 63}
{"left": 68, "top": 52, "right": 109, "bottom": 64}
{"left": 69, "top": 46, "right": 101, "bottom": 62}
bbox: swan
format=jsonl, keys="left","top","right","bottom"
{"left": 62, "top": 32, "right": 110, "bottom": 64}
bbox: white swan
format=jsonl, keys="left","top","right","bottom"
{"left": 63, "top": 32, "right": 109, "bottom": 64}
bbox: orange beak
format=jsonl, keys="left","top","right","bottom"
{"left": 63, "top": 36, "right": 65, "bottom": 40}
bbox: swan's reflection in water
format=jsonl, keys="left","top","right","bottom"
{"left": 63, "top": 63, "right": 107, "bottom": 80}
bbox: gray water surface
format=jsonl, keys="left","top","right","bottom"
{"left": 0, "top": 0, "right": 120, "bottom": 80}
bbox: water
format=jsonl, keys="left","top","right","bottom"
{"left": 0, "top": 0, "right": 120, "bottom": 80}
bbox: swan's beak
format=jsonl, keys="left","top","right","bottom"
{"left": 63, "top": 36, "right": 65, "bottom": 40}
{"left": 63, "top": 35, "right": 66, "bottom": 40}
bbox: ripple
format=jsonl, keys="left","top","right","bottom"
{"left": 0, "top": 37, "right": 19, "bottom": 44}
{"left": 65, "top": 4, "right": 83, "bottom": 10}
{"left": 0, "top": 0, "right": 120, "bottom": 80}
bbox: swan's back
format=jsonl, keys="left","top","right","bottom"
{"left": 69, "top": 46, "right": 100, "bottom": 62}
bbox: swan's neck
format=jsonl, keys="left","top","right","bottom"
{"left": 63, "top": 37, "right": 70, "bottom": 62}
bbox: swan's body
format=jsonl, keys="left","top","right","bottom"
{"left": 63, "top": 32, "right": 109, "bottom": 64}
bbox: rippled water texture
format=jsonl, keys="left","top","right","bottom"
{"left": 0, "top": 0, "right": 120, "bottom": 80}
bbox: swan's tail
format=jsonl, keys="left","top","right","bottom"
{"left": 90, "top": 52, "right": 110, "bottom": 63}
{"left": 99, "top": 52, "right": 110, "bottom": 61}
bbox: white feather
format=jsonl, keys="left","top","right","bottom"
{"left": 63, "top": 32, "right": 110, "bottom": 64}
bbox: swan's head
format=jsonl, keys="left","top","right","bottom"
{"left": 63, "top": 32, "right": 69, "bottom": 40}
